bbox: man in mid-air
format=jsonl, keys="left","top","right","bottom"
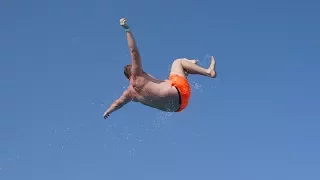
{"left": 103, "top": 18, "right": 217, "bottom": 119}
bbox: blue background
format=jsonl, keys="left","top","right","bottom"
{"left": 1, "top": 0, "right": 319, "bottom": 179}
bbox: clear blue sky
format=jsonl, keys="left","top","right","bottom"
{"left": 1, "top": 0, "right": 320, "bottom": 179}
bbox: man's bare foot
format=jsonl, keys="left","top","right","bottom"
{"left": 207, "top": 56, "right": 216, "bottom": 78}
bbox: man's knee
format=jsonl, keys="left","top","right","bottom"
{"left": 171, "top": 59, "right": 183, "bottom": 70}
{"left": 174, "top": 58, "right": 191, "bottom": 64}
{"left": 173, "top": 59, "right": 183, "bottom": 64}
{"left": 176, "top": 58, "right": 188, "bottom": 61}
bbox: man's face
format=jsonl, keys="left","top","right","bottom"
{"left": 124, "top": 64, "right": 132, "bottom": 79}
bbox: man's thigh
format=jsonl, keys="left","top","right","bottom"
{"left": 169, "top": 59, "right": 186, "bottom": 78}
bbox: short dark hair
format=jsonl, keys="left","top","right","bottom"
{"left": 124, "top": 64, "right": 132, "bottom": 79}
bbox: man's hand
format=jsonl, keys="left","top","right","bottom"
{"left": 102, "top": 90, "right": 132, "bottom": 119}
{"left": 103, "top": 111, "right": 110, "bottom": 119}
{"left": 120, "top": 18, "right": 130, "bottom": 30}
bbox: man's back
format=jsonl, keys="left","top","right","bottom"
{"left": 128, "top": 73, "right": 180, "bottom": 112}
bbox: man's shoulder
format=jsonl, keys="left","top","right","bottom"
{"left": 126, "top": 85, "right": 139, "bottom": 96}
{"left": 124, "top": 86, "right": 139, "bottom": 102}
{"left": 125, "top": 85, "right": 135, "bottom": 93}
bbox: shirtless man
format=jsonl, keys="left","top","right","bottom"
{"left": 103, "top": 18, "right": 217, "bottom": 119}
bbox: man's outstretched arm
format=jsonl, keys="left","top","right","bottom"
{"left": 120, "top": 18, "right": 143, "bottom": 76}
{"left": 103, "top": 90, "right": 132, "bottom": 119}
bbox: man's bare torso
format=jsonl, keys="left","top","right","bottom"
{"left": 127, "top": 73, "right": 180, "bottom": 112}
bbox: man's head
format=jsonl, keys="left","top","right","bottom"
{"left": 124, "top": 64, "right": 132, "bottom": 79}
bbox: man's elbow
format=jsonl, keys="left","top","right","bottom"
{"left": 113, "top": 99, "right": 127, "bottom": 109}
{"left": 129, "top": 47, "right": 138, "bottom": 55}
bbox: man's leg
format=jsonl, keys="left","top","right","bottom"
{"left": 120, "top": 18, "right": 143, "bottom": 76}
{"left": 170, "top": 57, "right": 216, "bottom": 78}
{"left": 183, "top": 59, "right": 198, "bottom": 76}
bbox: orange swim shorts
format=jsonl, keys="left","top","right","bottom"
{"left": 169, "top": 74, "right": 191, "bottom": 112}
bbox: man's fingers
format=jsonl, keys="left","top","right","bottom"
{"left": 103, "top": 113, "right": 109, "bottom": 119}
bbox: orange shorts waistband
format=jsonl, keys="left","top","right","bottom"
{"left": 169, "top": 74, "right": 191, "bottom": 112}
